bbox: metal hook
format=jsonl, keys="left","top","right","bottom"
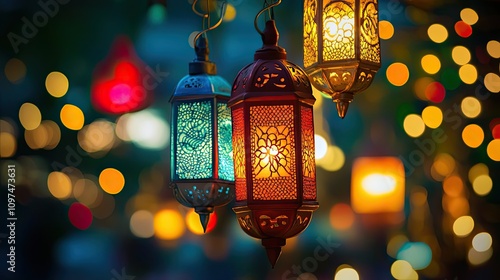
{"left": 191, "top": 0, "right": 209, "bottom": 19}
{"left": 192, "top": 1, "right": 227, "bottom": 47}
{"left": 254, "top": 0, "right": 281, "bottom": 36}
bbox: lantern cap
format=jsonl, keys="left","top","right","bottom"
{"left": 189, "top": 34, "right": 217, "bottom": 75}
{"left": 254, "top": 20, "right": 286, "bottom": 61}
{"left": 172, "top": 72, "right": 231, "bottom": 99}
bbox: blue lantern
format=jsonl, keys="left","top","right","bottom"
{"left": 170, "top": 17, "right": 234, "bottom": 231}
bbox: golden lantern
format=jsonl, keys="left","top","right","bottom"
{"left": 351, "top": 157, "right": 405, "bottom": 224}
{"left": 229, "top": 1, "right": 318, "bottom": 267}
{"left": 303, "top": 0, "right": 381, "bottom": 118}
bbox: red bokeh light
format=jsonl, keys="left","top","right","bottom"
{"left": 492, "top": 125, "right": 500, "bottom": 139}
{"left": 68, "top": 202, "right": 93, "bottom": 230}
{"left": 455, "top": 21, "right": 472, "bottom": 38}
{"left": 205, "top": 211, "right": 217, "bottom": 233}
{"left": 425, "top": 82, "right": 446, "bottom": 103}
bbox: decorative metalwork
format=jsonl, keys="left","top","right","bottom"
{"left": 301, "top": 107, "right": 317, "bottom": 200}
{"left": 217, "top": 102, "right": 234, "bottom": 181}
{"left": 303, "top": 0, "right": 318, "bottom": 67}
{"left": 323, "top": 1, "right": 355, "bottom": 61}
{"left": 360, "top": 0, "right": 380, "bottom": 63}
{"left": 259, "top": 215, "right": 289, "bottom": 229}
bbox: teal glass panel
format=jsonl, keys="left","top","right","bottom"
{"left": 175, "top": 101, "right": 213, "bottom": 179}
{"left": 217, "top": 102, "right": 234, "bottom": 181}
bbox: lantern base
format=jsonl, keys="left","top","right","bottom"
{"left": 332, "top": 92, "right": 353, "bottom": 119}
{"left": 262, "top": 237, "right": 286, "bottom": 268}
{"left": 195, "top": 206, "right": 214, "bottom": 233}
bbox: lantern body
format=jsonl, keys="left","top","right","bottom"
{"left": 170, "top": 36, "right": 234, "bottom": 231}
{"left": 303, "top": 0, "right": 381, "bottom": 118}
{"left": 351, "top": 157, "right": 405, "bottom": 214}
{"left": 229, "top": 20, "right": 318, "bottom": 267}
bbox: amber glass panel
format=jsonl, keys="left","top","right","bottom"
{"left": 323, "top": 0, "right": 355, "bottom": 61}
{"left": 250, "top": 105, "right": 297, "bottom": 200}
{"left": 232, "top": 107, "right": 247, "bottom": 201}
{"left": 301, "top": 106, "right": 317, "bottom": 200}
{"left": 359, "top": 0, "right": 381, "bottom": 63}
{"left": 304, "top": 0, "right": 318, "bottom": 67}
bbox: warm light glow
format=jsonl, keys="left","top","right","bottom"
{"left": 73, "top": 178, "right": 100, "bottom": 207}
{"left": 379, "top": 20, "right": 394, "bottom": 40}
{"left": 47, "top": 171, "right": 72, "bottom": 200}
{"left": 413, "top": 77, "right": 434, "bottom": 100}
{"left": 387, "top": 235, "right": 409, "bottom": 258}
{"left": 316, "top": 145, "right": 345, "bottom": 172}
{"left": 453, "top": 216, "right": 474, "bottom": 237}
{"left": 335, "top": 267, "right": 359, "bottom": 280}
{"left": 0, "top": 132, "right": 16, "bottom": 158}
{"left": 421, "top": 54, "right": 441, "bottom": 74}
{"left": 351, "top": 157, "right": 405, "bottom": 214}
{"left": 468, "top": 247, "right": 493, "bottom": 266}
{"left": 424, "top": 81, "right": 446, "bottom": 103}
{"left": 455, "top": 21, "right": 472, "bottom": 38}
{"left": 391, "top": 260, "right": 415, "bottom": 280}
{"left": 5, "top": 58, "right": 26, "bottom": 84}
{"left": 46, "top": 71, "right": 69, "bottom": 98}
{"left": 462, "top": 124, "right": 484, "bottom": 148}
{"left": 428, "top": 24, "right": 448, "bottom": 43}
{"left": 484, "top": 73, "right": 500, "bottom": 93}
{"left": 125, "top": 109, "right": 169, "bottom": 149}
{"left": 452, "top": 46, "right": 471, "bottom": 65}
{"left": 486, "top": 40, "right": 500, "bottom": 58}
{"left": 486, "top": 139, "right": 500, "bottom": 161}
{"left": 421, "top": 106, "right": 443, "bottom": 128}
{"left": 186, "top": 209, "right": 217, "bottom": 234}
{"left": 459, "top": 64, "right": 478, "bottom": 84}
{"left": 386, "top": 62, "right": 410, "bottom": 86}
{"left": 433, "top": 153, "right": 456, "bottom": 178}
{"left": 130, "top": 210, "right": 155, "bottom": 238}
{"left": 19, "top": 103, "right": 42, "bottom": 130}
{"left": 460, "top": 8, "right": 479, "bottom": 25}
{"left": 403, "top": 114, "right": 425, "bottom": 138}
{"left": 154, "top": 209, "right": 185, "bottom": 240}
{"left": 461, "top": 97, "right": 481, "bottom": 118}
{"left": 60, "top": 104, "right": 85, "bottom": 130}
{"left": 468, "top": 163, "right": 489, "bottom": 184}
{"left": 99, "top": 168, "right": 125, "bottom": 194}
{"left": 329, "top": 203, "right": 355, "bottom": 230}
{"left": 314, "top": 134, "right": 328, "bottom": 160}
{"left": 253, "top": 125, "right": 292, "bottom": 179}
{"left": 473, "top": 175, "right": 492, "bottom": 196}
{"left": 78, "top": 120, "right": 116, "bottom": 153}
{"left": 472, "top": 232, "right": 493, "bottom": 252}
{"left": 443, "top": 176, "right": 464, "bottom": 197}
{"left": 223, "top": 3, "right": 236, "bottom": 21}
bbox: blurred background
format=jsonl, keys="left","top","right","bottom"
{"left": 1, "top": 0, "right": 500, "bottom": 279}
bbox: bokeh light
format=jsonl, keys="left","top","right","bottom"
{"left": 455, "top": 21, "right": 472, "bottom": 38}
{"left": 403, "top": 114, "right": 425, "bottom": 138}
{"left": 391, "top": 260, "right": 416, "bottom": 280}
{"left": 154, "top": 209, "right": 185, "bottom": 240}
{"left": 78, "top": 120, "right": 116, "bottom": 154}
{"left": 421, "top": 54, "right": 441, "bottom": 74}
{"left": 223, "top": 3, "right": 236, "bottom": 21}
{"left": 379, "top": 20, "right": 394, "bottom": 40}
{"left": 443, "top": 176, "right": 464, "bottom": 197}
{"left": 186, "top": 209, "right": 217, "bottom": 234}
{"left": 425, "top": 81, "right": 445, "bottom": 103}
{"left": 60, "top": 104, "right": 85, "bottom": 130}
{"left": 428, "top": 24, "right": 448, "bottom": 43}
{"left": 484, "top": 73, "right": 500, "bottom": 93}
{"left": 413, "top": 77, "right": 434, "bottom": 100}
{"left": 397, "top": 242, "right": 432, "bottom": 270}
{"left": 468, "top": 163, "right": 489, "bottom": 184}
{"left": 41, "top": 120, "right": 61, "bottom": 150}
{"left": 461, "top": 97, "right": 481, "bottom": 118}
{"left": 99, "top": 168, "right": 125, "bottom": 194}
{"left": 462, "top": 124, "right": 484, "bottom": 148}
{"left": 453, "top": 215, "right": 474, "bottom": 237}
{"left": 73, "top": 178, "right": 100, "bottom": 207}
{"left": 387, "top": 235, "right": 409, "bottom": 258}
{"left": 459, "top": 64, "right": 478, "bottom": 84}
{"left": 487, "top": 139, "right": 500, "bottom": 161}
{"left": 314, "top": 134, "right": 328, "bottom": 160}
{"left": 147, "top": 3, "right": 166, "bottom": 24}
{"left": 334, "top": 267, "right": 359, "bottom": 280}
{"left": 460, "top": 8, "right": 479, "bottom": 25}
{"left": 0, "top": 132, "right": 16, "bottom": 158}
{"left": 45, "top": 71, "right": 69, "bottom": 98}
{"left": 5, "top": 58, "right": 27, "bottom": 84}
{"left": 472, "top": 232, "right": 493, "bottom": 252}
{"left": 68, "top": 202, "right": 93, "bottom": 230}
{"left": 316, "top": 145, "right": 345, "bottom": 172}
{"left": 486, "top": 40, "right": 500, "bottom": 58}
{"left": 47, "top": 171, "right": 72, "bottom": 200}
{"left": 386, "top": 62, "right": 410, "bottom": 86}
{"left": 468, "top": 247, "right": 493, "bottom": 266}
{"left": 125, "top": 109, "right": 170, "bottom": 149}
{"left": 452, "top": 46, "right": 471, "bottom": 65}
{"left": 329, "top": 203, "right": 355, "bottom": 230}
{"left": 19, "top": 103, "right": 42, "bottom": 130}
{"left": 130, "top": 210, "right": 155, "bottom": 238}
{"left": 422, "top": 106, "right": 443, "bottom": 128}
{"left": 188, "top": 31, "right": 199, "bottom": 48}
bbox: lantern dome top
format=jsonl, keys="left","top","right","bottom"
{"left": 229, "top": 20, "right": 315, "bottom": 106}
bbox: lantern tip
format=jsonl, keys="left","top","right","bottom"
{"left": 336, "top": 100, "right": 350, "bottom": 119}
{"left": 199, "top": 213, "right": 210, "bottom": 233}
{"left": 265, "top": 246, "right": 282, "bottom": 268}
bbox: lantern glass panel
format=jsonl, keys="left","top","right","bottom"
{"left": 323, "top": 0, "right": 355, "bottom": 61}
{"left": 217, "top": 102, "right": 234, "bottom": 181}
{"left": 301, "top": 106, "right": 316, "bottom": 200}
{"left": 174, "top": 100, "right": 213, "bottom": 180}
{"left": 250, "top": 105, "right": 297, "bottom": 201}
{"left": 303, "top": 0, "right": 318, "bottom": 68}
{"left": 360, "top": 0, "right": 381, "bottom": 63}
{"left": 232, "top": 107, "right": 247, "bottom": 201}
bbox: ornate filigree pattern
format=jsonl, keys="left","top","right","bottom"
{"left": 182, "top": 77, "right": 203, "bottom": 88}
{"left": 175, "top": 101, "right": 212, "bottom": 179}
{"left": 301, "top": 106, "right": 317, "bottom": 200}
{"left": 323, "top": 1, "right": 355, "bottom": 61}
{"left": 303, "top": 0, "right": 318, "bottom": 67}
{"left": 232, "top": 64, "right": 253, "bottom": 93}
{"left": 217, "top": 102, "right": 234, "bottom": 181}
{"left": 259, "top": 214, "right": 289, "bottom": 229}
{"left": 360, "top": 0, "right": 380, "bottom": 63}
{"left": 250, "top": 105, "right": 297, "bottom": 200}
{"left": 253, "top": 63, "right": 289, "bottom": 90}
{"left": 238, "top": 214, "right": 253, "bottom": 231}
{"left": 232, "top": 108, "right": 247, "bottom": 201}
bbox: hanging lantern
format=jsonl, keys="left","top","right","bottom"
{"left": 303, "top": 0, "right": 381, "bottom": 118}
{"left": 229, "top": 3, "right": 318, "bottom": 267}
{"left": 170, "top": 2, "right": 233, "bottom": 232}
{"left": 91, "top": 36, "right": 153, "bottom": 114}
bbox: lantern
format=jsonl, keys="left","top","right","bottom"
{"left": 170, "top": 4, "right": 234, "bottom": 232}
{"left": 303, "top": 0, "right": 381, "bottom": 118}
{"left": 229, "top": 15, "right": 318, "bottom": 267}
{"left": 351, "top": 157, "right": 405, "bottom": 217}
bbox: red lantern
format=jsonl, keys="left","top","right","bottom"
{"left": 229, "top": 19, "right": 318, "bottom": 267}
{"left": 91, "top": 36, "right": 153, "bottom": 114}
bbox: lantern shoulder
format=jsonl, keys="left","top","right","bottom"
{"left": 173, "top": 73, "right": 231, "bottom": 99}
